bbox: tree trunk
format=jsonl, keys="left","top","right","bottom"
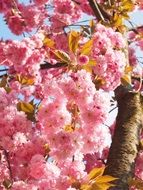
{"left": 104, "top": 86, "right": 143, "bottom": 190}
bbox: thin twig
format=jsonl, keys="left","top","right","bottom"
{"left": 0, "top": 74, "right": 7, "bottom": 78}
{"left": 109, "top": 106, "right": 117, "bottom": 113}
{"left": 0, "top": 68, "right": 8, "bottom": 72}
{"left": 3, "top": 149, "right": 13, "bottom": 181}
{"left": 71, "top": 0, "right": 81, "bottom": 5}
{"left": 108, "top": 0, "right": 112, "bottom": 6}
{"left": 88, "top": 0, "right": 105, "bottom": 21}
{"left": 88, "top": 0, "right": 111, "bottom": 22}
{"left": 40, "top": 61, "right": 67, "bottom": 70}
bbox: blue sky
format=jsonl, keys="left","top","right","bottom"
{"left": 129, "top": 10, "right": 143, "bottom": 25}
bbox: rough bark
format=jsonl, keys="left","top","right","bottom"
{"left": 104, "top": 86, "right": 143, "bottom": 190}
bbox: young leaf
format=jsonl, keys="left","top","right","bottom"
{"left": 43, "top": 36, "right": 55, "bottom": 48}
{"left": 4, "top": 87, "right": 11, "bottom": 93}
{"left": 81, "top": 39, "right": 93, "bottom": 55}
{"left": 121, "top": 74, "right": 131, "bottom": 87}
{"left": 122, "top": 0, "right": 134, "bottom": 12}
{"left": 64, "top": 125, "right": 75, "bottom": 132}
{"left": 94, "top": 77, "right": 105, "bottom": 90}
{"left": 90, "top": 19, "right": 95, "bottom": 34}
{"left": 95, "top": 175, "right": 117, "bottom": 183}
{"left": 139, "top": 140, "right": 143, "bottom": 150}
{"left": 88, "top": 167, "right": 105, "bottom": 180}
{"left": 54, "top": 50, "right": 71, "bottom": 63}
{"left": 16, "top": 75, "right": 34, "bottom": 85}
{"left": 17, "top": 102, "right": 35, "bottom": 121}
{"left": 17, "top": 102, "right": 34, "bottom": 113}
{"left": 113, "top": 13, "right": 123, "bottom": 28}
{"left": 124, "top": 65, "right": 133, "bottom": 74}
{"left": 21, "top": 78, "right": 34, "bottom": 85}
{"left": 92, "top": 182, "right": 115, "bottom": 190}
{"left": 68, "top": 31, "right": 81, "bottom": 53}
{"left": 80, "top": 184, "right": 92, "bottom": 190}
{"left": 0, "top": 76, "right": 7, "bottom": 87}
{"left": 82, "top": 60, "right": 96, "bottom": 73}
{"left": 3, "top": 179, "right": 12, "bottom": 189}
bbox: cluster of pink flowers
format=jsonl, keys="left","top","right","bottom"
{"left": 0, "top": 35, "right": 113, "bottom": 188}
{"left": 0, "top": 71, "right": 111, "bottom": 189}
{"left": 91, "top": 24, "right": 126, "bottom": 91}
{"left": 0, "top": 15, "right": 128, "bottom": 189}
{"left": 137, "top": 0, "right": 143, "bottom": 9}
{"left": 0, "top": 33, "right": 46, "bottom": 83}
{"left": 0, "top": 0, "right": 143, "bottom": 190}
{"left": 0, "top": 0, "right": 48, "bottom": 35}
{"left": 0, "top": 88, "right": 46, "bottom": 189}
{"left": 0, "top": 0, "right": 111, "bottom": 36}
{"left": 37, "top": 70, "right": 111, "bottom": 156}
{"left": 128, "top": 28, "right": 143, "bottom": 52}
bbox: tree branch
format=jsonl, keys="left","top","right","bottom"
{"left": 3, "top": 149, "right": 13, "bottom": 181}
{"left": 40, "top": 61, "right": 67, "bottom": 70}
{"left": 104, "top": 86, "right": 143, "bottom": 190}
{"left": 0, "top": 68, "right": 8, "bottom": 72}
{"left": 88, "top": 0, "right": 105, "bottom": 21}
{"left": 88, "top": 0, "right": 111, "bottom": 22}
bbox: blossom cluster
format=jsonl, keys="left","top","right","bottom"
{"left": 0, "top": 0, "right": 111, "bottom": 36}
{"left": 91, "top": 24, "right": 126, "bottom": 91}
{"left": 0, "top": 12, "right": 129, "bottom": 189}
{"left": 0, "top": 28, "right": 113, "bottom": 189}
{"left": 0, "top": 0, "right": 143, "bottom": 190}
{"left": 0, "top": 33, "right": 46, "bottom": 83}
{"left": 0, "top": 70, "right": 111, "bottom": 189}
